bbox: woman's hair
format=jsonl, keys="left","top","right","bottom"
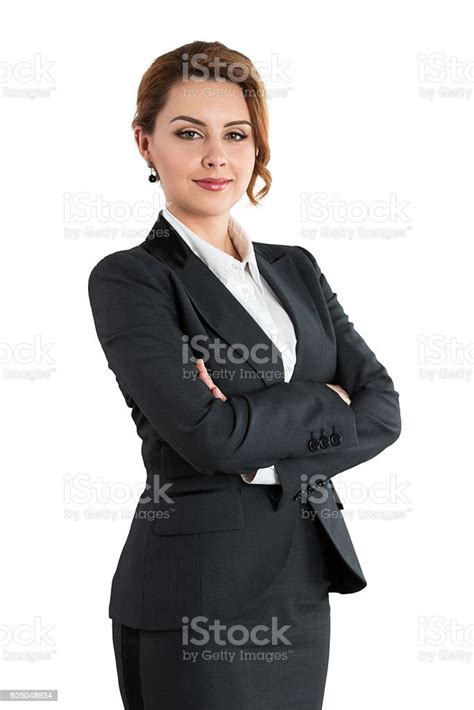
{"left": 131, "top": 40, "right": 272, "bottom": 206}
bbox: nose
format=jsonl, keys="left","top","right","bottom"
{"left": 201, "top": 137, "right": 228, "bottom": 170}
{"left": 203, "top": 155, "right": 227, "bottom": 169}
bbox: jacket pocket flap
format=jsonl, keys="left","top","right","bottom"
{"left": 153, "top": 489, "right": 244, "bottom": 535}
{"left": 160, "top": 444, "right": 229, "bottom": 492}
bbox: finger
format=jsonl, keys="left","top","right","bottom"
{"left": 211, "top": 386, "right": 227, "bottom": 401}
{"left": 198, "top": 371, "right": 215, "bottom": 391}
{"left": 195, "top": 358, "right": 205, "bottom": 372}
{"left": 326, "top": 383, "right": 351, "bottom": 405}
{"left": 195, "top": 359, "right": 214, "bottom": 387}
{"left": 195, "top": 359, "right": 227, "bottom": 399}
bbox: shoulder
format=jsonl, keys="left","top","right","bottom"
{"left": 88, "top": 243, "right": 153, "bottom": 278}
{"left": 87, "top": 244, "right": 177, "bottom": 332}
{"left": 88, "top": 243, "right": 169, "bottom": 294}
{"left": 87, "top": 244, "right": 176, "bottom": 337}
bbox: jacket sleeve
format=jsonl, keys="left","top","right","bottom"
{"left": 87, "top": 250, "right": 360, "bottom": 476}
{"left": 295, "top": 246, "right": 402, "bottom": 479}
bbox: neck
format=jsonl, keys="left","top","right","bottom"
{"left": 165, "top": 204, "right": 240, "bottom": 260}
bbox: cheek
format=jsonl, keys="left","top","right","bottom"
{"left": 236, "top": 153, "right": 256, "bottom": 184}
{"left": 158, "top": 152, "right": 199, "bottom": 187}
{"left": 156, "top": 139, "right": 193, "bottom": 171}
{"left": 232, "top": 141, "right": 255, "bottom": 171}
{"left": 158, "top": 146, "right": 183, "bottom": 174}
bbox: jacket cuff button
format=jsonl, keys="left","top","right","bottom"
{"left": 308, "top": 438, "right": 320, "bottom": 452}
{"left": 318, "top": 434, "right": 331, "bottom": 449}
{"left": 330, "top": 432, "right": 342, "bottom": 446}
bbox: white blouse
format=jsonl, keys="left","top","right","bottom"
{"left": 162, "top": 205, "right": 298, "bottom": 485}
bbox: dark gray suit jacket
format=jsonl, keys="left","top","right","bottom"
{"left": 88, "top": 209, "right": 401, "bottom": 630}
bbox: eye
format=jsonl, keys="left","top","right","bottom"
{"left": 175, "top": 129, "right": 248, "bottom": 142}
{"left": 175, "top": 129, "right": 202, "bottom": 140}
{"left": 226, "top": 131, "right": 248, "bottom": 141}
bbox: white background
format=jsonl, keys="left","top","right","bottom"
{"left": 1, "top": 0, "right": 473, "bottom": 707}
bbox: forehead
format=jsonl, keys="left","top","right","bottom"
{"left": 161, "top": 79, "right": 251, "bottom": 121}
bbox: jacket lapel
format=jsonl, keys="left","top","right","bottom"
{"left": 140, "top": 210, "right": 318, "bottom": 505}
{"left": 140, "top": 209, "right": 318, "bottom": 387}
{"left": 179, "top": 253, "right": 286, "bottom": 385}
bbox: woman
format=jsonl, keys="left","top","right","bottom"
{"left": 88, "top": 41, "right": 401, "bottom": 709}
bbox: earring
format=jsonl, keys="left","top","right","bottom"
{"left": 147, "top": 161, "right": 159, "bottom": 183}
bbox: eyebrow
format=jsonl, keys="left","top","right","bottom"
{"left": 169, "top": 115, "right": 252, "bottom": 128}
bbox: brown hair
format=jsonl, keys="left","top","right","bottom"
{"left": 131, "top": 40, "right": 272, "bottom": 206}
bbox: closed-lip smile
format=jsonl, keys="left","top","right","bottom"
{"left": 192, "top": 177, "right": 232, "bottom": 183}
{"left": 192, "top": 177, "right": 233, "bottom": 192}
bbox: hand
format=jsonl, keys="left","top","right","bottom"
{"left": 195, "top": 358, "right": 227, "bottom": 401}
{"left": 195, "top": 359, "right": 257, "bottom": 481}
{"left": 325, "top": 383, "right": 351, "bottom": 406}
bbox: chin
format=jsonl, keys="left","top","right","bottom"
{"left": 183, "top": 196, "right": 239, "bottom": 217}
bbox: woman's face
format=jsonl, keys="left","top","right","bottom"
{"left": 136, "top": 79, "right": 256, "bottom": 216}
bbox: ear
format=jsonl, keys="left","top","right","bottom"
{"left": 133, "top": 126, "right": 148, "bottom": 158}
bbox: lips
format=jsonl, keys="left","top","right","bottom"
{"left": 193, "top": 178, "right": 231, "bottom": 184}
{"left": 192, "top": 178, "right": 232, "bottom": 192}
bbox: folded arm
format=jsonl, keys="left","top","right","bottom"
{"left": 88, "top": 250, "right": 359, "bottom": 475}
{"left": 294, "top": 246, "right": 402, "bottom": 479}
